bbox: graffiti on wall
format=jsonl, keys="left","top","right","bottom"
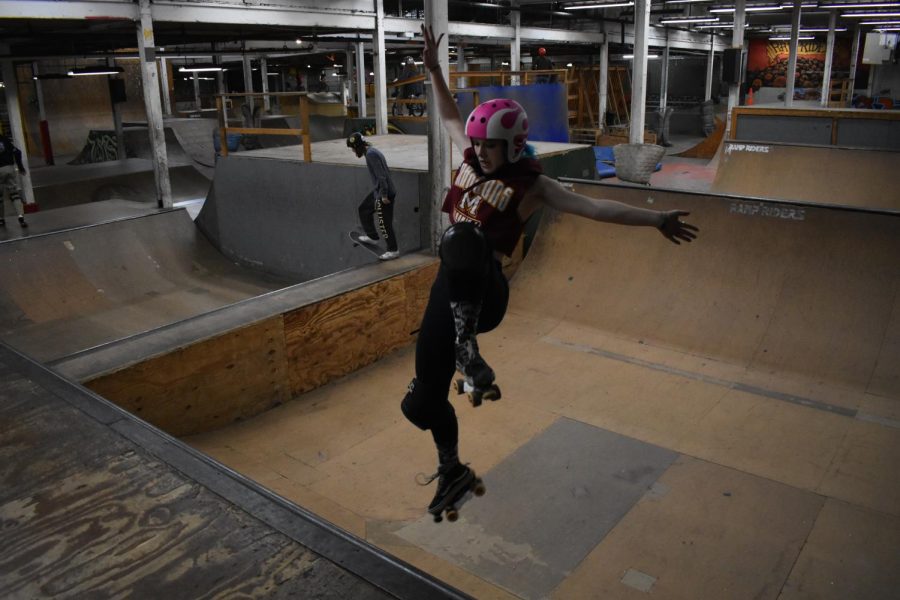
{"left": 746, "top": 39, "right": 851, "bottom": 100}
{"left": 67, "top": 130, "right": 118, "bottom": 165}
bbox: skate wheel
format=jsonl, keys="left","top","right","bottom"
{"left": 433, "top": 513, "right": 443, "bottom": 523}
{"left": 446, "top": 508, "right": 459, "bottom": 522}
{"left": 483, "top": 385, "right": 501, "bottom": 402}
{"left": 454, "top": 379, "right": 466, "bottom": 395}
{"left": 468, "top": 392, "right": 482, "bottom": 407}
{"left": 473, "top": 481, "right": 486, "bottom": 497}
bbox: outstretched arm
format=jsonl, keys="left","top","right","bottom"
{"left": 421, "top": 25, "right": 469, "bottom": 152}
{"left": 530, "top": 175, "right": 698, "bottom": 245}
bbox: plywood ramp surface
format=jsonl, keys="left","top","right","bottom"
{"left": 711, "top": 142, "right": 900, "bottom": 211}
{"left": 0, "top": 209, "right": 288, "bottom": 362}
{"left": 186, "top": 183, "right": 900, "bottom": 600}
{"left": 511, "top": 184, "right": 900, "bottom": 398}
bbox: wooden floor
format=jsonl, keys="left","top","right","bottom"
{"left": 0, "top": 342, "right": 469, "bottom": 599}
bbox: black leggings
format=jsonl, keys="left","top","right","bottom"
{"left": 358, "top": 192, "right": 397, "bottom": 251}
{"left": 404, "top": 255, "right": 509, "bottom": 450}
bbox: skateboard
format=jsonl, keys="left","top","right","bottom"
{"left": 431, "top": 472, "right": 486, "bottom": 523}
{"left": 348, "top": 231, "right": 383, "bottom": 258}
{"left": 454, "top": 378, "right": 501, "bottom": 407}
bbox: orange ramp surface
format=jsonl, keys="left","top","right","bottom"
{"left": 187, "top": 182, "right": 900, "bottom": 599}
{"left": 711, "top": 141, "right": 900, "bottom": 211}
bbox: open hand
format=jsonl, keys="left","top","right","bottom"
{"left": 421, "top": 24, "right": 444, "bottom": 72}
{"left": 658, "top": 210, "right": 698, "bottom": 245}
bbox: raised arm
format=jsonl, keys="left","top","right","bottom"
{"left": 421, "top": 25, "right": 469, "bottom": 152}
{"left": 530, "top": 175, "right": 698, "bottom": 245}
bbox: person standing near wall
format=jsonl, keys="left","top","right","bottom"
{"left": 347, "top": 132, "right": 399, "bottom": 260}
{"left": 0, "top": 134, "right": 28, "bottom": 228}
{"left": 533, "top": 47, "right": 555, "bottom": 84}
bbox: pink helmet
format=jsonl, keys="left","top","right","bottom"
{"left": 465, "top": 99, "right": 529, "bottom": 163}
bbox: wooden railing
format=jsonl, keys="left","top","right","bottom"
{"left": 216, "top": 92, "right": 312, "bottom": 161}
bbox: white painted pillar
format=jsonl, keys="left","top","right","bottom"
{"left": 510, "top": 1, "right": 521, "bottom": 86}
{"left": 136, "top": 0, "right": 171, "bottom": 208}
{"left": 705, "top": 33, "right": 715, "bottom": 101}
{"left": 629, "top": 0, "right": 651, "bottom": 144}
{"left": 820, "top": 11, "right": 837, "bottom": 107}
{"left": 847, "top": 24, "right": 861, "bottom": 106}
{"left": 193, "top": 72, "right": 201, "bottom": 109}
{"left": 726, "top": 0, "right": 745, "bottom": 138}
{"left": 243, "top": 55, "right": 255, "bottom": 113}
{"left": 261, "top": 57, "right": 270, "bottom": 113}
{"left": 785, "top": 0, "right": 802, "bottom": 107}
{"left": 373, "top": 0, "right": 389, "bottom": 135}
{"left": 424, "top": 0, "right": 451, "bottom": 253}
{"left": 660, "top": 42, "right": 670, "bottom": 111}
{"left": 457, "top": 43, "right": 467, "bottom": 89}
{"left": 1, "top": 57, "right": 35, "bottom": 205}
{"left": 159, "top": 56, "right": 172, "bottom": 115}
{"left": 599, "top": 38, "right": 609, "bottom": 133}
{"left": 356, "top": 41, "right": 367, "bottom": 118}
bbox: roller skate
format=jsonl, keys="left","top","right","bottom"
{"left": 451, "top": 300, "right": 501, "bottom": 407}
{"left": 420, "top": 463, "right": 486, "bottom": 523}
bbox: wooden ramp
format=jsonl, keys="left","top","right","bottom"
{"left": 711, "top": 140, "right": 900, "bottom": 211}
{"left": 673, "top": 117, "right": 725, "bottom": 159}
{"left": 0, "top": 342, "right": 469, "bottom": 600}
{"left": 183, "top": 183, "right": 900, "bottom": 599}
{"left": 0, "top": 209, "right": 290, "bottom": 364}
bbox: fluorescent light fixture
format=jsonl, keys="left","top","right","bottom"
{"left": 660, "top": 15, "right": 720, "bottom": 21}
{"left": 711, "top": 4, "right": 783, "bottom": 11}
{"left": 799, "top": 26, "right": 849, "bottom": 30}
{"left": 33, "top": 73, "right": 72, "bottom": 80}
{"left": 623, "top": 54, "right": 662, "bottom": 58}
{"left": 859, "top": 18, "right": 900, "bottom": 22}
{"left": 295, "top": 39, "right": 302, "bottom": 43}
{"left": 769, "top": 34, "right": 816, "bottom": 38}
{"left": 566, "top": 62, "right": 574, "bottom": 67}
{"left": 875, "top": 25, "right": 900, "bottom": 29}
{"left": 842, "top": 10, "right": 900, "bottom": 15}
{"left": 779, "top": 1, "right": 818, "bottom": 6}
{"left": 821, "top": 1, "right": 900, "bottom": 6}
{"left": 666, "top": 0, "right": 715, "bottom": 3}
{"left": 67, "top": 66, "right": 124, "bottom": 77}
{"left": 178, "top": 66, "right": 223, "bottom": 72}
{"left": 696, "top": 22, "right": 738, "bottom": 26}
{"left": 564, "top": 1, "right": 634, "bottom": 8}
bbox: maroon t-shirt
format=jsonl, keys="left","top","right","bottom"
{"left": 442, "top": 147, "right": 542, "bottom": 256}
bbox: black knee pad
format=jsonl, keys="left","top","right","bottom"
{"left": 439, "top": 222, "right": 488, "bottom": 271}
{"left": 400, "top": 377, "right": 454, "bottom": 431}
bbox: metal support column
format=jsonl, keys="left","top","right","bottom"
{"left": 373, "top": 0, "right": 388, "bottom": 135}
{"left": 136, "top": 0, "right": 172, "bottom": 208}
{"left": 510, "top": 1, "right": 521, "bottom": 86}
{"left": 629, "top": 0, "right": 651, "bottom": 144}
{"left": 785, "top": 0, "right": 802, "bottom": 107}
{"left": 726, "top": 0, "right": 745, "bottom": 138}
{"left": 599, "top": 38, "right": 609, "bottom": 133}
{"left": 820, "top": 11, "right": 837, "bottom": 107}
{"left": 261, "top": 57, "right": 270, "bottom": 113}
{"left": 356, "top": 41, "right": 367, "bottom": 118}
{"left": 424, "top": 0, "right": 450, "bottom": 253}
{"left": 705, "top": 33, "right": 715, "bottom": 101}
{"left": 847, "top": 24, "right": 861, "bottom": 106}
{"left": 159, "top": 56, "right": 172, "bottom": 115}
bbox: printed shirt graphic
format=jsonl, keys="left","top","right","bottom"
{"left": 442, "top": 147, "right": 541, "bottom": 256}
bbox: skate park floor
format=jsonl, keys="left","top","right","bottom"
{"left": 6, "top": 129, "right": 897, "bottom": 598}
{"left": 183, "top": 182, "right": 900, "bottom": 599}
